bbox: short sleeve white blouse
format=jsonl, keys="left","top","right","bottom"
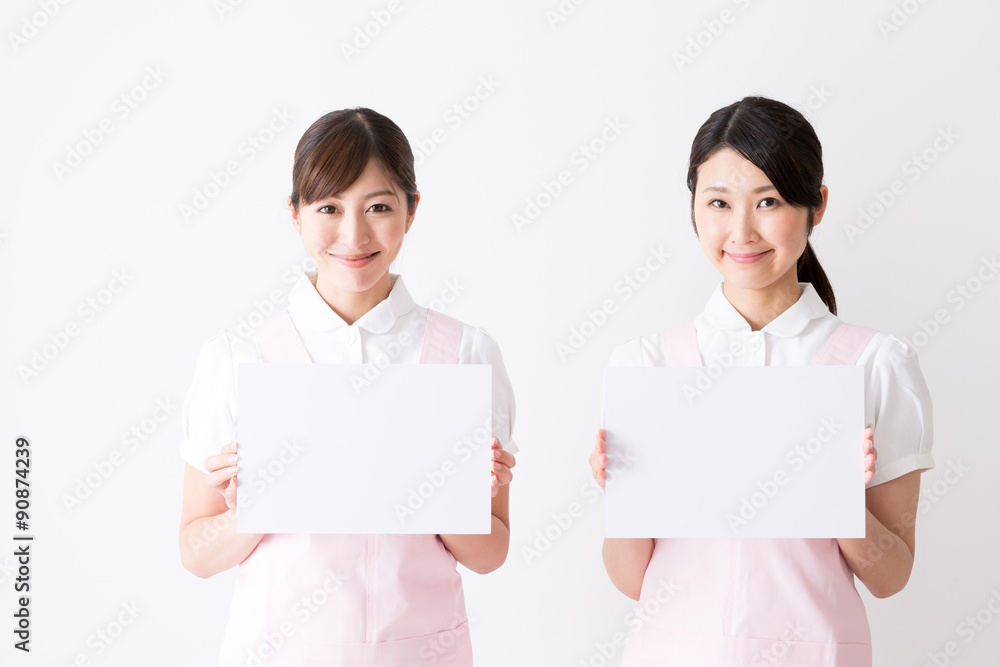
{"left": 607, "top": 281, "right": 934, "bottom": 486}
{"left": 179, "top": 271, "right": 517, "bottom": 473}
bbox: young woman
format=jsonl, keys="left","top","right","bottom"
{"left": 589, "top": 96, "right": 933, "bottom": 666}
{"left": 178, "top": 108, "right": 517, "bottom": 666}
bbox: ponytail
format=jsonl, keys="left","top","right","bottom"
{"left": 797, "top": 241, "right": 836, "bottom": 315}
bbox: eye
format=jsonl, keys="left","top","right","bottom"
{"left": 709, "top": 199, "right": 728, "bottom": 209}
{"left": 317, "top": 204, "right": 339, "bottom": 215}
{"left": 759, "top": 197, "right": 779, "bottom": 208}
{"left": 368, "top": 203, "right": 392, "bottom": 213}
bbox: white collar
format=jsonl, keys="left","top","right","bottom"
{"left": 287, "top": 270, "right": 416, "bottom": 334}
{"left": 697, "top": 281, "right": 830, "bottom": 337}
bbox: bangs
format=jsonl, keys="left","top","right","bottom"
{"left": 292, "top": 121, "right": 376, "bottom": 207}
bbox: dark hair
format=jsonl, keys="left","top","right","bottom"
{"left": 686, "top": 96, "right": 836, "bottom": 315}
{"left": 289, "top": 107, "right": 417, "bottom": 212}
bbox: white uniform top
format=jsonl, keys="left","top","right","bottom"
{"left": 608, "top": 281, "right": 934, "bottom": 487}
{"left": 180, "top": 270, "right": 517, "bottom": 474}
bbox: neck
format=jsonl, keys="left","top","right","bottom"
{"left": 722, "top": 273, "right": 803, "bottom": 332}
{"left": 313, "top": 273, "right": 393, "bottom": 326}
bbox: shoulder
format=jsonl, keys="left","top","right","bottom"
{"left": 608, "top": 333, "right": 664, "bottom": 368}
{"left": 862, "top": 330, "right": 927, "bottom": 384}
{"left": 190, "top": 325, "right": 263, "bottom": 377}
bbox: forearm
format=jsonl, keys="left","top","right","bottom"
{"left": 603, "top": 537, "right": 654, "bottom": 600}
{"left": 837, "top": 509, "right": 913, "bottom": 598}
{"left": 179, "top": 508, "right": 264, "bottom": 579}
{"left": 440, "top": 515, "right": 510, "bottom": 574}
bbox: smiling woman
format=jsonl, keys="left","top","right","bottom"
{"left": 590, "top": 96, "right": 935, "bottom": 667}
{"left": 177, "top": 107, "right": 518, "bottom": 667}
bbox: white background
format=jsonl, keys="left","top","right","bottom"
{"left": 2, "top": 1, "right": 998, "bottom": 665}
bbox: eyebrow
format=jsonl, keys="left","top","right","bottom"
{"left": 317, "top": 189, "right": 399, "bottom": 203}
{"left": 701, "top": 185, "right": 777, "bottom": 194}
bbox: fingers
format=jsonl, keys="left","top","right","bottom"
{"left": 490, "top": 438, "right": 514, "bottom": 496}
{"left": 223, "top": 476, "right": 238, "bottom": 511}
{"left": 204, "top": 441, "right": 239, "bottom": 498}
{"left": 205, "top": 465, "right": 238, "bottom": 493}
{"left": 491, "top": 439, "right": 516, "bottom": 470}
{"left": 863, "top": 428, "right": 876, "bottom": 486}
{"left": 590, "top": 429, "right": 607, "bottom": 491}
{"left": 204, "top": 441, "right": 239, "bottom": 474}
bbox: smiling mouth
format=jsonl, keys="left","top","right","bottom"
{"left": 329, "top": 251, "right": 380, "bottom": 267}
{"left": 726, "top": 250, "right": 772, "bottom": 264}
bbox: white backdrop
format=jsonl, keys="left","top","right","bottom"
{"left": 2, "top": 1, "right": 998, "bottom": 665}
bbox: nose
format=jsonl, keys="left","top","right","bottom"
{"left": 338, "top": 209, "right": 370, "bottom": 249}
{"left": 731, "top": 206, "right": 758, "bottom": 244}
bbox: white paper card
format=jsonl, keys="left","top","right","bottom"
{"left": 604, "top": 366, "right": 865, "bottom": 538}
{"left": 236, "top": 363, "right": 493, "bottom": 535}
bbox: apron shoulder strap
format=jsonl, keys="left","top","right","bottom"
{"left": 811, "top": 323, "right": 878, "bottom": 366}
{"left": 420, "top": 309, "right": 463, "bottom": 364}
{"left": 658, "top": 321, "right": 703, "bottom": 367}
{"left": 255, "top": 308, "right": 313, "bottom": 363}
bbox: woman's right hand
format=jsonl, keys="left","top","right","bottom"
{"left": 204, "top": 440, "right": 240, "bottom": 511}
{"left": 589, "top": 428, "right": 608, "bottom": 491}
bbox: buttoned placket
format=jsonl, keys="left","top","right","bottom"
{"left": 339, "top": 325, "right": 363, "bottom": 363}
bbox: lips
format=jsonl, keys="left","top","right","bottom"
{"left": 726, "top": 250, "right": 772, "bottom": 265}
{"left": 329, "top": 251, "right": 379, "bottom": 268}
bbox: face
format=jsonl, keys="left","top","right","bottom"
{"left": 290, "top": 157, "right": 418, "bottom": 308}
{"left": 692, "top": 148, "right": 827, "bottom": 294}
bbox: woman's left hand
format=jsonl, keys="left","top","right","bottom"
{"left": 864, "top": 426, "right": 877, "bottom": 486}
{"left": 490, "top": 437, "right": 516, "bottom": 498}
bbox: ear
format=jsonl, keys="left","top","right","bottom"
{"left": 811, "top": 186, "right": 829, "bottom": 228}
{"left": 404, "top": 191, "right": 420, "bottom": 234}
{"left": 289, "top": 196, "right": 301, "bottom": 235}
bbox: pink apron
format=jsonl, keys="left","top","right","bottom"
{"left": 218, "top": 308, "right": 473, "bottom": 667}
{"left": 621, "top": 322, "right": 878, "bottom": 667}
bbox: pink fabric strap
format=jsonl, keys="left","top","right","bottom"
{"left": 255, "top": 308, "right": 312, "bottom": 363}
{"left": 420, "top": 309, "right": 463, "bottom": 364}
{"left": 811, "top": 323, "right": 878, "bottom": 366}
{"left": 658, "top": 321, "right": 704, "bottom": 366}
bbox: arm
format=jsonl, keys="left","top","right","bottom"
{"left": 440, "top": 438, "right": 513, "bottom": 574}
{"left": 592, "top": 428, "right": 654, "bottom": 600}
{"left": 836, "top": 428, "right": 922, "bottom": 598}
{"left": 178, "top": 441, "right": 264, "bottom": 578}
